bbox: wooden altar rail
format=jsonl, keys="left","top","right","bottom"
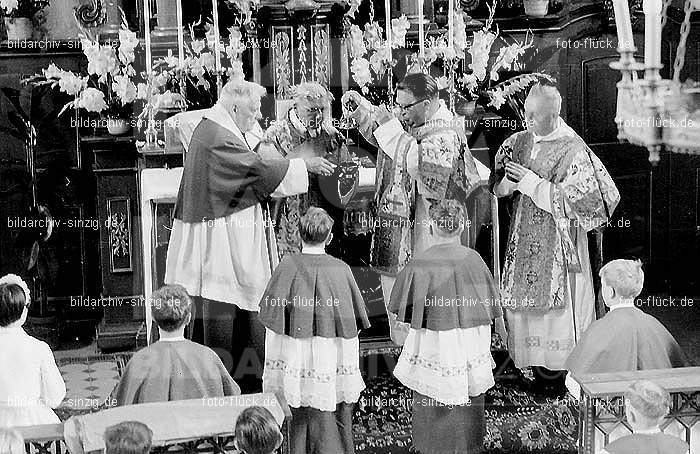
{"left": 574, "top": 367, "right": 700, "bottom": 454}
{"left": 17, "top": 396, "right": 293, "bottom": 454}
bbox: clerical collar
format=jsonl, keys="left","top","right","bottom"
{"left": 206, "top": 103, "right": 247, "bottom": 145}
{"left": 413, "top": 100, "right": 451, "bottom": 137}
{"left": 633, "top": 427, "right": 662, "bottom": 435}
{"left": 301, "top": 244, "right": 326, "bottom": 255}
{"left": 533, "top": 117, "right": 575, "bottom": 143}
{"left": 609, "top": 301, "right": 637, "bottom": 311}
{"left": 158, "top": 335, "right": 186, "bottom": 342}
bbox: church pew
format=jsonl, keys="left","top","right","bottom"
{"left": 17, "top": 392, "right": 291, "bottom": 454}
{"left": 573, "top": 367, "right": 700, "bottom": 454}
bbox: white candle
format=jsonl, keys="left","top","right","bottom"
{"left": 448, "top": 0, "right": 454, "bottom": 50}
{"left": 418, "top": 0, "right": 424, "bottom": 61}
{"left": 144, "top": 0, "right": 152, "bottom": 74}
{"left": 612, "top": 0, "right": 634, "bottom": 50}
{"left": 385, "top": 0, "right": 392, "bottom": 49}
{"left": 212, "top": 0, "right": 222, "bottom": 94}
{"left": 643, "top": 0, "right": 662, "bottom": 67}
{"left": 176, "top": 0, "right": 184, "bottom": 69}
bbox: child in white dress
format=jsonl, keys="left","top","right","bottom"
{"left": 0, "top": 274, "right": 66, "bottom": 427}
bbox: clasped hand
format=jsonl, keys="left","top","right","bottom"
{"left": 504, "top": 162, "right": 531, "bottom": 183}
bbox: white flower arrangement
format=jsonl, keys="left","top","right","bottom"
{"left": 348, "top": 15, "right": 410, "bottom": 93}
{"left": 27, "top": 13, "right": 140, "bottom": 118}
{"left": 457, "top": 1, "right": 536, "bottom": 111}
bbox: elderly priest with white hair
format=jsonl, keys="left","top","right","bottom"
{"left": 492, "top": 82, "right": 620, "bottom": 396}
{"left": 165, "top": 78, "right": 335, "bottom": 392}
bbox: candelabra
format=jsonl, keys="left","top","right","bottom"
{"left": 611, "top": 0, "right": 700, "bottom": 164}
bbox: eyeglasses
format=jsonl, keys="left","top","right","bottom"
{"left": 395, "top": 98, "right": 427, "bottom": 111}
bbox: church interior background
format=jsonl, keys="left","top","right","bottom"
{"left": 0, "top": 0, "right": 698, "bottom": 451}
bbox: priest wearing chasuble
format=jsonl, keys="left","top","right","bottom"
{"left": 492, "top": 83, "right": 620, "bottom": 394}
{"left": 342, "top": 72, "right": 489, "bottom": 342}
{"left": 164, "top": 79, "right": 335, "bottom": 391}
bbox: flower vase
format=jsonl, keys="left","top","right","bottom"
{"left": 4, "top": 17, "right": 33, "bottom": 41}
{"left": 106, "top": 117, "right": 131, "bottom": 135}
{"left": 523, "top": 0, "right": 549, "bottom": 16}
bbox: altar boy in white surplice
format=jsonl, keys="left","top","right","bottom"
{"left": 164, "top": 79, "right": 335, "bottom": 392}
{"left": 388, "top": 200, "right": 505, "bottom": 454}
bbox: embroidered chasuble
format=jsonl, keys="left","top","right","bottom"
{"left": 351, "top": 99, "right": 483, "bottom": 276}
{"left": 257, "top": 108, "right": 353, "bottom": 260}
{"left": 492, "top": 118, "right": 620, "bottom": 369}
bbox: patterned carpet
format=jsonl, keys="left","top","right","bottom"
{"left": 353, "top": 368, "right": 578, "bottom": 454}
{"left": 55, "top": 350, "right": 578, "bottom": 454}
{"left": 55, "top": 353, "right": 133, "bottom": 421}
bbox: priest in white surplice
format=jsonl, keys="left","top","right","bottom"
{"left": 165, "top": 79, "right": 335, "bottom": 392}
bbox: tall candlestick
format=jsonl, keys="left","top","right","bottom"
{"left": 144, "top": 0, "right": 152, "bottom": 74}
{"left": 612, "top": 0, "right": 634, "bottom": 50}
{"left": 212, "top": 0, "right": 223, "bottom": 95}
{"left": 448, "top": 0, "right": 454, "bottom": 50}
{"left": 643, "top": 0, "right": 662, "bottom": 68}
{"left": 418, "top": 0, "right": 424, "bottom": 62}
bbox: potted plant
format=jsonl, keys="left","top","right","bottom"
{"left": 1, "top": 0, "right": 49, "bottom": 41}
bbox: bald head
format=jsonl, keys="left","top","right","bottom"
{"left": 218, "top": 79, "right": 266, "bottom": 133}
{"left": 524, "top": 83, "right": 561, "bottom": 136}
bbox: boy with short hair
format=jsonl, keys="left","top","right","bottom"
{"left": 259, "top": 207, "right": 370, "bottom": 454}
{"left": 389, "top": 199, "right": 506, "bottom": 454}
{"left": 105, "top": 421, "right": 153, "bottom": 454}
{"left": 566, "top": 259, "right": 687, "bottom": 377}
{"left": 597, "top": 380, "right": 688, "bottom": 454}
{"left": 112, "top": 284, "right": 240, "bottom": 405}
{"left": 234, "top": 406, "right": 283, "bottom": 454}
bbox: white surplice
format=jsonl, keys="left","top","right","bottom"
{"left": 165, "top": 103, "right": 309, "bottom": 311}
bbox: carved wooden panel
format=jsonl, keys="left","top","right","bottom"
{"left": 271, "top": 23, "right": 331, "bottom": 99}
{"left": 107, "top": 197, "right": 133, "bottom": 273}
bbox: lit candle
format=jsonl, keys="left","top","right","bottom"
{"left": 418, "top": 0, "right": 424, "bottom": 61}
{"left": 643, "top": 0, "right": 662, "bottom": 67}
{"left": 176, "top": 0, "right": 184, "bottom": 69}
{"left": 212, "top": 0, "right": 223, "bottom": 95}
{"left": 144, "top": 0, "right": 152, "bottom": 74}
{"left": 448, "top": 0, "right": 454, "bottom": 50}
{"left": 612, "top": 0, "right": 634, "bottom": 50}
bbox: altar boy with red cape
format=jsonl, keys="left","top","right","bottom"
{"left": 566, "top": 259, "right": 688, "bottom": 382}
{"left": 258, "top": 207, "right": 370, "bottom": 454}
{"left": 389, "top": 199, "right": 507, "bottom": 454}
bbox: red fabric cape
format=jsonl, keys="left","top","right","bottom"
{"left": 257, "top": 254, "right": 371, "bottom": 339}
{"left": 565, "top": 307, "right": 689, "bottom": 375}
{"left": 112, "top": 340, "right": 240, "bottom": 406}
{"left": 389, "top": 244, "right": 502, "bottom": 331}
